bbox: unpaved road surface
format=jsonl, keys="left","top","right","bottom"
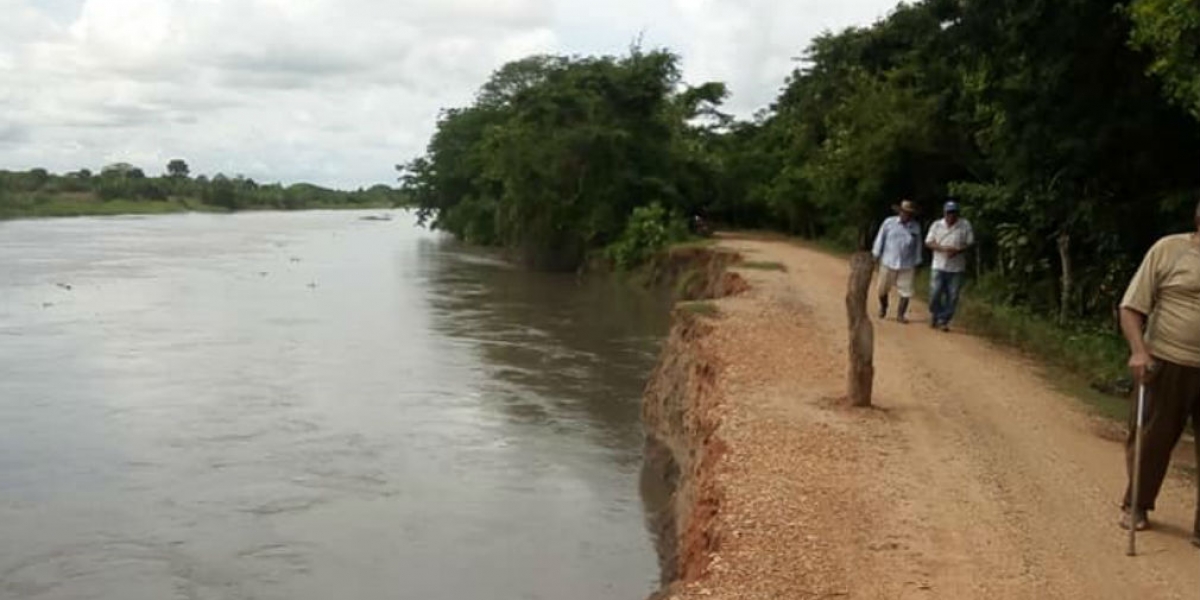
{"left": 668, "top": 236, "right": 1199, "bottom": 599}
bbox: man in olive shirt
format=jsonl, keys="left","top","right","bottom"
{"left": 1118, "top": 200, "right": 1200, "bottom": 540}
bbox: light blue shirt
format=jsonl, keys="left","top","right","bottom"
{"left": 872, "top": 216, "right": 923, "bottom": 270}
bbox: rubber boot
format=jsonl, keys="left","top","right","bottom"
{"left": 897, "top": 297, "right": 910, "bottom": 324}
{"left": 878, "top": 295, "right": 889, "bottom": 319}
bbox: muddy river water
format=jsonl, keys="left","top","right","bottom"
{"left": 0, "top": 210, "right": 669, "bottom": 599}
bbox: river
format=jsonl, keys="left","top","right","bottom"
{"left": 0, "top": 210, "right": 670, "bottom": 599}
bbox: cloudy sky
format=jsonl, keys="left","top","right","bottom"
{"left": 1, "top": 0, "right": 898, "bottom": 189}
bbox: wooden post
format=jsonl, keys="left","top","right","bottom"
{"left": 1057, "top": 231, "right": 1072, "bottom": 325}
{"left": 846, "top": 252, "right": 875, "bottom": 407}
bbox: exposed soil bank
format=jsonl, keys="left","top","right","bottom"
{"left": 642, "top": 308, "right": 726, "bottom": 594}
{"left": 641, "top": 234, "right": 1200, "bottom": 600}
{"left": 640, "top": 246, "right": 745, "bottom": 597}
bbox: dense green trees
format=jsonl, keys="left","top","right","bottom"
{"left": 1129, "top": 0, "right": 1200, "bottom": 119}
{"left": 406, "top": 0, "right": 1200, "bottom": 326}
{"left": 166, "top": 159, "right": 190, "bottom": 179}
{"left": 400, "top": 49, "right": 723, "bottom": 269}
{"left": 735, "top": 0, "right": 1200, "bottom": 320}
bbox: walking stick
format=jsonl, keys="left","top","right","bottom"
{"left": 1127, "top": 382, "right": 1147, "bottom": 557}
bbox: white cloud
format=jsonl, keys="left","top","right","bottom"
{"left": 669, "top": 0, "right": 895, "bottom": 114}
{"left": 0, "top": 0, "right": 896, "bottom": 188}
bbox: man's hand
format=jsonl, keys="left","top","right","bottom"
{"left": 1129, "top": 351, "right": 1155, "bottom": 384}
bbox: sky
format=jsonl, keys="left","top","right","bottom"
{"left": 0, "top": 0, "right": 899, "bottom": 189}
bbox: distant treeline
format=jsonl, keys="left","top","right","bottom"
{"left": 402, "top": 0, "right": 1200, "bottom": 328}
{"left": 0, "top": 160, "right": 409, "bottom": 219}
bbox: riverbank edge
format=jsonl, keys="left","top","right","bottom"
{"left": 640, "top": 245, "right": 748, "bottom": 599}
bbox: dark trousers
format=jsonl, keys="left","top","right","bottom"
{"left": 1123, "top": 359, "right": 1200, "bottom": 533}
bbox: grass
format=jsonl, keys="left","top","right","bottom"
{"left": 671, "top": 268, "right": 706, "bottom": 300}
{"left": 1046, "top": 367, "right": 1130, "bottom": 423}
{"left": 739, "top": 260, "right": 787, "bottom": 272}
{"left": 678, "top": 300, "right": 720, "bottom": 318}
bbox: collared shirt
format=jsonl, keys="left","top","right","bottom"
{"left": 1121, "top": 233, "right": 1200, "bottom": 367}
{"left": 872, "top": 216, "right": 922, "bottom": 270}
{"left": 926, "top": 218, "right": 975, "bottom": 273}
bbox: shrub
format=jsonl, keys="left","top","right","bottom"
{"left": 606, "top": 202, "right": 689, "bottom": 269}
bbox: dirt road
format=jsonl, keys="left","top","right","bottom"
{"left": 666, "top": 236, "right": 1199, "bottom": 599}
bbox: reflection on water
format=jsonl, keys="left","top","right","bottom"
{"left": 0, "top": 210, "right": 669, "bottom": 600}
{"left": 420, "top": 240, "right": 669, "bottom": 456}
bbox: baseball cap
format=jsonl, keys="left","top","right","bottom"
{"left": 944, "top": 201, "right": 960, "bottom": 213}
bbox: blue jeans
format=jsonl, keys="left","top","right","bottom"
{"left": 929, "top": 270, "right": 964, "bottom": 326}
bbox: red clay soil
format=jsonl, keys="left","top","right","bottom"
{"left": 646, "top": 235, "right": 1200, "bottom": 600}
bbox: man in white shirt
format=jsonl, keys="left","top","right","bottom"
{"left": 925, "top": 201, "right": 975, "bottom": 331}
{"left": 872, "top": 200, "right": 923, "bottom": 323}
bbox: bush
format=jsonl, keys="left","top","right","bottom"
{"left": 441, "top": 196, "right": 498, "bottom": 245}
{"left": 96, "top": 177, "right": 128, "bottom": 201}
{"left": 204, "top": 177, "right": 239, "bottom": 210}
{"left": 606, "top": 202, "right": 690, "bottom": 269}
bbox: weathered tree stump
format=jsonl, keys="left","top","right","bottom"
{"left": 846, "top": 252, "right": 875, "bottom": 407}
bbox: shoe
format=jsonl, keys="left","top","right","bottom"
{"left": 1192, "top": 535, "right": 1200, "bottom": 549}
{"left": 939, "top": 323, "right": 950, "bottom": 332}
{"left": 897, "top": 298, "right": 910, "bottom": 324}
{"left": 878, "top": 297, "right": 889, "bottom": 319}
{"left": 929, "top": 318, "right": 939, "bottom": 329}
{"left": 1119, "top": 509, "right": 1149, "bottom": 531}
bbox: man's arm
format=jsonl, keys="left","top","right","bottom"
{"left": 949, "top": 222, "right": 976, "bottom": 258}
{"left": 1120, "top": 242, "right": 1161, "bottom": 383}
{"left": 1120, "top": 307, "right": 1153, "bottom": 384}
{"left": 925, "top": 222, "right": 940, "bottom": 251}
{"left": 872, "top": 220, "right": 887, "bottom": 260}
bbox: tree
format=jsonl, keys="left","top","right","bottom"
{"left": 167, "top": 159, "right": 190, "bottom": 179}
{"left": 397, "top": 0, "right": 1200, "bottom": 327}
{"left": 949, "top": 0, "right": 1200, "bottom": 319}
{"left": 695, "top": 0, "right": 1200, "bottom": 326}
{"left": 801, "top": 72, "right": 940, "bottom": 249}
{"left": 1128, "top": 0, "right": 1200, "bottom": 120}
{"left": 204, "top": 174, "right": 239, "bottom": 210}
{"left": 402, "top": 48, "right": 719, "bottom": 269}
{"left": 101, "top": 162, "right": 139, "bottom": 177}
{"left": 28, "top": 168, "right": 50, "bottom": 189}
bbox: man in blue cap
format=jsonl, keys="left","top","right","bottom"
{"left": 925, "top": 200, "right": 975, "bottom": 331}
